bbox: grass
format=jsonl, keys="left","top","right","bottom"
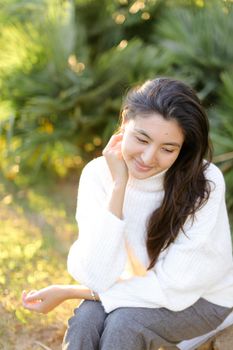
{"left": 0, "top": 172, "right": 81, "bottom": 350}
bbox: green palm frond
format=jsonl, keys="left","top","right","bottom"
{"left": 156, "top": 0, "right": 233, "bottom": 100}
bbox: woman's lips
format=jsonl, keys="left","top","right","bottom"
{"left": 134, "top": 159, "right": 153, "bottom": 172}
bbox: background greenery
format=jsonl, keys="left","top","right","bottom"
{"left": 0, "top": 0, "right": 233, "bottom": 349}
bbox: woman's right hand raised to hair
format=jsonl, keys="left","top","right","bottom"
{"left": 103, "top": 133, "right": 128, "bottom": 186}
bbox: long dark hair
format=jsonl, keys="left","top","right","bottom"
{"left": 121, "top": 78, "right": 213, "bottom": 269}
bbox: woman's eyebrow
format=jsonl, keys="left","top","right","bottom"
{"left": 134, "top": 128, "right": 153, "bottom": 141}
{"left": 134, "top": 128, "right": 181, "bottom": 148}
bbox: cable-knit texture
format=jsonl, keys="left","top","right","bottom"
{"left": 67, "top": 156, "right": 233, "bottom": 313}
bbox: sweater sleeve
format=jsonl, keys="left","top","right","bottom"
{"left": 99, "top": 164, "right": 232, "bottom": 312}
{"left": 67, "top": 158, "right": 127, "bottom": 292}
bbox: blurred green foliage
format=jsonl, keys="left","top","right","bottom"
{"left": 0, "top": 0, "right": 232, "bottom": 218}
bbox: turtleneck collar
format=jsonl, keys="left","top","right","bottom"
{"left": 127, "top": 169, "right": 167, "bottom": 192}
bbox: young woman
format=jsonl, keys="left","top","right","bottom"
{"left": 22, "top": 78, "right": 233, "bottom": 350}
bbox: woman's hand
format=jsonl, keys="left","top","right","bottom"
{"left": 103, "top": 133, "right": 128, "bottom": 219}
{"left": 22, "top": 285, "right": 99, "bottom": 314}
{"left": 22, "top": 285, "right": 68, "bottom": 314}
{"left": 103, "top": 133, "right": 128, "bottom": 185}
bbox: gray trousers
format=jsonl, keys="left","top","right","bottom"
{"left": 62, "top": 298, "right": 232, "bottom": 350}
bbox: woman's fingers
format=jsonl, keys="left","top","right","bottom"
{"left": 22, "top": 291, "right": 47, "bottom": 313}
{"left": 22, "top": 290, "right": 42, "bottom": 309}
{"left": 22, "top": 285, "right": 64, "bottom": 314}
{"left": 24, "top": 291, "right": 42, "bottom": 302}
{"left": 103, "top": 133, "right": 123, "bottom": 152}
{"left": 25, "top": 290, "right": 38, "bottom": 298}
{"left": 23, "top": 299, "right": 37, "bottom": 309}
{"left": 23, "top": 299, "right": 45, "bottom": 312}
{"left": 103, "top": 133, "right": 128, "bottom": 183}
{"left": 108, "top": 133, "right": 123, "bottom": 144}
{"left": 103, "top": 134, "right": 124, "bottom": 160}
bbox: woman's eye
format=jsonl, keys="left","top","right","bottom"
{"left": 136, "top": 137, "right": 148, "bottom": 144}
{"left": 161, "top": 148, "right": 174, "bottom": 153}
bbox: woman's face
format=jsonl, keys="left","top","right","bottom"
{"left": 121, "top": 113, "right": 184, "bottom": 179}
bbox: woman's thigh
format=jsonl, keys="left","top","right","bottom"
{"left": 100, "top": 298, "right": 232, "bottom": 349}
{"left": 133, "top": 298, "right": 232, "bottom": 342}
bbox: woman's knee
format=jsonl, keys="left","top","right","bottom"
{"left": 100, "top": 309, "right": 146, "bottom": 350}
{"left": 68, "top": 300, "right": 106, "bottom": 332}
{"left": 102, "top": 308, "right": 146, "bottom": 339}
{"left": 104, "top": 308, "right": 134, "bottom": 331}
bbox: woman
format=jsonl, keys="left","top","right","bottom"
{"left": 23, "top": 78, "right": 233, "bottom": 350}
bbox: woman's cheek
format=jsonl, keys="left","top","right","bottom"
{"left": 121, "top": 139, "right": 127, "bottom": 161}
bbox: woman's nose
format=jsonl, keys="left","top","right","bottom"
{"left": 141, "top": 147, "right": 157, "bottom": 166}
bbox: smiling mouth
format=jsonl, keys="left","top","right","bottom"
{"left": 134, "top": 159, "right": 153, "bottom": 172}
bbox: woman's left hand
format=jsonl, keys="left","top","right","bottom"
{"left": 22, "top": 285, "right": 67, "bottom": 314}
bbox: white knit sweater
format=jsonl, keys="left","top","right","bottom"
{"left": 67, "top": 156, "right": 233, "bottom": 313}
